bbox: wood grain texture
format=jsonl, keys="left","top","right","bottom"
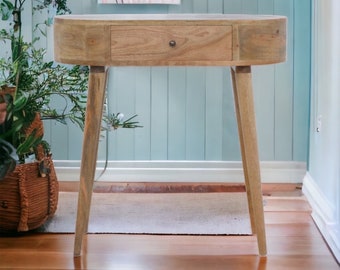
{"left": 74, "top": 66, "right": 108, "bottom": 256}
{"left": 58, "top": 182, "right": 302, "bottom": 194}
{"left": 110, "top": 26, "right": 232, "bottom": 63}
{"left": 238, "top": 20, "right": 286, "bottom": 63}
{"left": 54, "top": 14, "right": 286, "bottom": 66}
{"left": 231, "top": 66, "right": 266, "bottom": 256}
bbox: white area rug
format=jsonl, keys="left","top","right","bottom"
{"left": 39, "top": 192, "right": 251, "bottom": 235}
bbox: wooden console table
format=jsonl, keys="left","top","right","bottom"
{"left": 54, "top": 14, "right": 286, "bottom": 257}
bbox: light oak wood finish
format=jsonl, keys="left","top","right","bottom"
{"left": 54, "top": 14, "right": 286, "bottom": 66}
{"left": 110, "top": 25, "right": 233, "bottom": 63}
{"left": 231, "top": 66, "right": 266, "bottom": 255}
{"left": 53, "top": 14, "right": 287, "bottom": 257}
{"left": 58, "top": 182, "right": 302, "bottom": 195}
{"left": 0, "top": 190, "right": 339, "bottom": 269}
{"left": 74, "top": 66, "right": 108, "bottom": 256}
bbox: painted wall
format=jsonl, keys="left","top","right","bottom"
{"left": 42, "top": 0, "right": 311, "bottom": 164}
{"left": 303, "top": 0, "right": 340, "bottom": 263}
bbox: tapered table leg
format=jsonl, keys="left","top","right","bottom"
{"left": 231, "top": 66, "right": 267, "bottom": 256}
{"left": 74, "top": 66, "right": 108, "bottom": 257}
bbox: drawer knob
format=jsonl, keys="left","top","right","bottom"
{"left": 169, "top": 40, "right": 176, "bottom": 47}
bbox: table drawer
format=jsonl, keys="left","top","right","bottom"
{"left": 110, "top": 25, "right": 232, "bottom": 64}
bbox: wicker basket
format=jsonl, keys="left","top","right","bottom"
{"left": 0, "top": 156, "right": 58, "bottom": 232}
{"left": 0, "top": 105, "right": 59, "bottom": 232}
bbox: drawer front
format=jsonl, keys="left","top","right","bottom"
{"left": 110, "top": 25, "right": 232, "bottom": 64}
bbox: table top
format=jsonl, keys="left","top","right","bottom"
{"left": 54, "top": 14, "right": 287, "bottom": 66}
{"left": 54, "top": 13, "right": 286, "bottom": 23}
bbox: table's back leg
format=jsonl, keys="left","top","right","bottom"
{"left": 74, "top": 66, "right": 108, "bottom": 257}
{"left": 230, "top": 66, "right": 267, "bottom": 256}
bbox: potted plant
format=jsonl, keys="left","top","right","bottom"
{"left": 0, "top": 0, "right": 141, "bottom": 232}
{"left": 0, "top": 0, "right": 89, "bottom": 232}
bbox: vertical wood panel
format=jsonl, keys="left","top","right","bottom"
{"left": 258, "top": 0, "right": 274, "bottom": 14}
{"left": 135, "top": 67, "right": 152, "bottom": 160}
{"left": 253, "top": 66, "right": 275, "bottom": 160}
{"left": 22, "top": 1, "right": 33, "bottom": 42}
{"left": 222, "top": 68, "right": 241, "bottom": 161}
{"left": 293, "top": 0, "right": 311, "bottom": 161}
{"left": 116, "top": 67, "right": 136, "bottom": 160}
{"left": 108, "top": 67, "right": 137, "bottom": 160}
{"left": 242, "top": 0, "right": 258, "bottom": 13}
{"left": 273, "top": 0, "right": 294, "bottom": 160}
{"left": 67, "top": 122, "right": 83, "bottom": 160}
{"left": 186, "top": 68, "right": 206, "bottom": 160}
{"left": 254, "top": 0, "right": 275, "bottom": 160}
{"left": 208, "top": 0, "right": 223, "bottom": 13}
{"left": 173, "top": 0, "right": 193, "bottom": 13}
{"left": 168, "top": 67, "right": 187, "bottom": 159}
{"left": 150, "top": 67, "right": 168, "bottom": 159}
{"left": 106, "top": 68, "right": 121, "bottom": 160}
{"left": 192, "top": 0, "right": 207, "bottom": 13}
{"left": 119, "top": 68, "right": 137, "bottom": 160}
{"left": 48, "top": 95, "right": 76, "bottom": 159}
{"left": 167, "top": 1, "right": 181, "bottom": 13}
{"left": 223, "top": 0, "right": 242, "bottom": 13}
{"left": 50, "top": 122, "right": 69, "bottom": 159}
{"left": 205, "top": 68, "right": 224, "bottom": 160}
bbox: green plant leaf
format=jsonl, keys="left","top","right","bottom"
{"left": 0, "top": 0, "right": 14, "bottom": 21}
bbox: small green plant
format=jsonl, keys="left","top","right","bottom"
{"left": 105, "top": 113, "right": 142, "bottom": 130}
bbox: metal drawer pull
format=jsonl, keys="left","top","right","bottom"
{"left": 169, "top": 40, "right": 176, "bottom": 47}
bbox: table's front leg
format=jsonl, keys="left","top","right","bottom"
{"left": 231, "top": 66, "right": 267, "bottom": 256}
{"left": 74, "top": 66, "right": 108, "bottom": 257}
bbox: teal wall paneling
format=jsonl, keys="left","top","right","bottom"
{"left": 168, "top": 67, "right": 187, "bottom": 160}
{"left": 192, "top": 0, "right": 207, "bottom": 13}
{"left": 134, "top": 67, "right": 152, "bottom": 160}
{"left": 242, "top": 0, "right": 258, "bottom": 13}
{"left": 273, "top": 0, "right": 294, "bottom": 160}
{"left": 186, "top": 68, "right": 206, "bottom": 160}
{"left": 207, "top": 1, "right": 223, "bottom": 13}
{"left": 292, "top": 0, "right": 311, "bottom": 161}
{"left": 150, "top": 67, "right": 169, "bottom": 159}
{"left": 221, "top": 68, "right": 240, "bottom": 161}
{"left": 258, "top": 0, "right": 274, "bottom": 14}
{"left": 253, "top": 66, "right": 276, "bottom": 160}
{"left": 44, "top": 0, "right": 311, "bottom": 163}
{"left": 51, "top": 122, "right": 69, "bottom": 159}
{"left": 255, "top": 0, "right": 276, "bottom": 160}
{"left": 114, "top": 67, "right": 137, "bottom": 160}
{"left": 205, "top": 67, "right": 224, "bottom": 160}
{"left": 223, "top": 0, "right": 242, "bottom": 13}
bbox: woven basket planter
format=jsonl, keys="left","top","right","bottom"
{"left": 0, "top": 157, "right": 59, "bottom": 232}
{"left": 0, "top": 113, "right": 58, "bottom": 232}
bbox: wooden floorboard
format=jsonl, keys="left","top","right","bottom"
{"left": 58, "top": 181, "right": 302, "bottom": 195}
{"left": 0, "top": 183, "right": 338, "bottom": 269}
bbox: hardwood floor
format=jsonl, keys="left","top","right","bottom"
{"left": 0, "top": 183, "right": 339, "bottom": 269}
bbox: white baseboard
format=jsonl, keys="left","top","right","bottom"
{"left": 303, "top": 172, "right": 340, "bottom": 263}
{"left": 54, "top": 160, "right": 306, "bottom": 183}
